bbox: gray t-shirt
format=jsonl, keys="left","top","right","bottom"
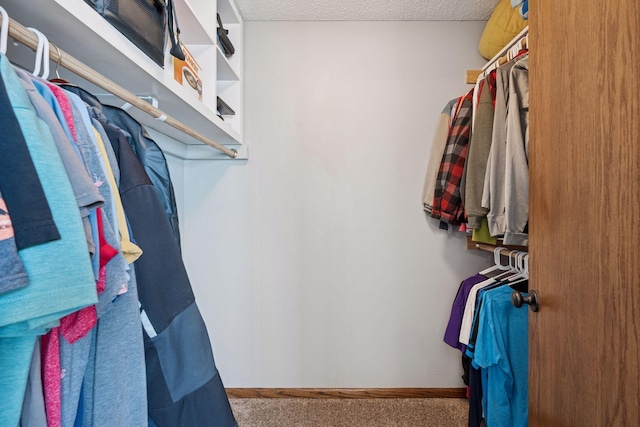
{"left": 0, "top": 193, "right": 29, "bottom": 294}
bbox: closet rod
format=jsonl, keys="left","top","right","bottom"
{"left": 2, "top": 15, "right": 238, "bottom": 159}
{"left": 466, "top": 26, "right": 529, "bottom": 84}
{"left": 474, "top": 242, "right": 527, "bottom": 258}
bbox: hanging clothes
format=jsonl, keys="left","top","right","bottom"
{"left": 443, "top": 273, "right": 488, "bottom": 352}
{"left": 102, "top": 104, "right": 182, "bottom": 248}
{"left": 16, "top": 68, "right": 104, "bottom": 259}
{"left": 63, "top": 87, "right": 183, "bottom": 249}
{"left": 105, "top": 115, "right": 237, "bottom": 427}
{"left": 424, "top": 49, "right": 530, "bottom": 246}
{"left": 458, "top": 275, "right": 500, "bottom": 347}
{"left": 0, "top": 33, "right": 237, "bottom": 425}
{"left": 503, "top": 55, "right": 529, "bottom": 245}
{"left": 91, "top": 120, "right": 143, "bottom": 265}
{"left": 0, "top": 192, "right": 28, "bottom": 295}
{"left": 481, "top": 52, "right": 529, "bottom": 245}
{"left": 431, "top": 88, "right": 475, "bottom": 225}
{"left": 465, "top": 71, "right": 497, "bottom": 230}
{"left": 432, "top": 30, "right": 531, "bottom": 427}
{"left": 445, "top": 275, "right": 529, "bottom": 427}
{"left": 472, "top": 285, "right": 528, "bottom": 427}
{"left": 482, "top": 60, "right": 516, "bottom": 238}
{"left": 20, "top": 339, "right": 47, "bottom": 427}
{"left": 66, "top": 119, "right": 147, "bottom": 427}
{"left": 0, "top": 54, "right": 97, "bottom": 427}
{"left": 6, "top": 65, "right": 148, "bottom": 427}
{"left": 460, "top": 78, "right": 486, "bottom": 214}
{"left": 0, "top": 70, "right": 60, "bottom": 252}
{"left": 423, "top": 98, "right": 458, "bottom": 214}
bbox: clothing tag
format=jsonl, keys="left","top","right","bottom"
{"left": 0, "top": 198, "right": 14, "bottom": 241}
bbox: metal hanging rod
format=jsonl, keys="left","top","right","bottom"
{"left": 2, "top": 15, "right": 238, "bottom": 159}
{"left": 481, "top": 26, "right": 529, "bottom": 71}
{"left": 466, "top": 26, "right": 529, "bottom": 84}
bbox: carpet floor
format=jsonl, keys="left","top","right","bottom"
{"left": 229, "top": 398, "right": 469, "bottom": 427}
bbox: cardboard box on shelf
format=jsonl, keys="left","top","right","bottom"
{"left": 173, "top": 43, "right": 203, "bottom": 100}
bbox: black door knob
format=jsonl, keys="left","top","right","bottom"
{"left": 511, "top": 290, "right": 540, "bottom": 312}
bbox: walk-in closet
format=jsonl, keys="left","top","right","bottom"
{"left": 0, "top": 0, "right": 637, "bottom": 426}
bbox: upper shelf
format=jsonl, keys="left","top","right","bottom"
{"left": 2, "top": 0, "right": 242, "bottom": 145}
{"left": 216, "top": 44, "right": 240, "bottom": 81}
{"left": 174, "top": 0, "right": 216, "bottom": 45}
{"left": 217, "top": 0, "right": 241, "bottom": 24}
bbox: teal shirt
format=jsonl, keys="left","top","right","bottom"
{"left": 0, "top": 54, "right": 97, "bottom": 426}
{"left": 473, "top": 285, "right": 529, "bottom": 427}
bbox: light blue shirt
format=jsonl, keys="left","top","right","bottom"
{"left": 29, "top": 76, "right": 78, "bottom": 156}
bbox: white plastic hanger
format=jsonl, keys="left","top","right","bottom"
{"left": 0, "top": 7, "right": 8, "bottom": 55}
{"left": 26, "top": 27, "right": 44, "bottom": 77}
{"left": 40, "top": 30, "right": 50, "bottom": 79}
{"left": 495, "top": 251, "right": 522, "bottom": 283}
{"left": 26, "top": 27, "right": 49, "bottom": 79}
{"left": 506, "top": 250, "right": 521, "bottom": 275}
{"left": 479, "top": 246, "right": 510, "bottom": 275}
{"left": 487, "top": 250, "right": 521, "bottom": 282}
{"left": 508, "top": 253, "right": 529, "bottom": 286}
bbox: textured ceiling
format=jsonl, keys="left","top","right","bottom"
{"left": 233, "top": 0, "right": 500, "bottom": 21}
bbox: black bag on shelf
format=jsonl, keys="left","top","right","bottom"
{"left": 83, "top": 0, "right": 185, "bottom": 66}
{"left": 217, "top": 13, "right": 235, "bottom": 56}
{"left": 166, "top": 0, "right": 185, "bottom": 61}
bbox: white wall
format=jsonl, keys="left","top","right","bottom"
{"left": 180, "top": 21, "right": 491, "bottom": 388}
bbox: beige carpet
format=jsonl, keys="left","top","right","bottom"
{"left": 229, "top": 398, "right": 469, "bottom": 427}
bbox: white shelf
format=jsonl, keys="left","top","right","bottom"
{"left": 216, "top": 44, "right": 240, "bottom": 81}
{"left": 2, "top": 0, "right": 242, "bottom": 146}
{"left": 215, "top": 0, "right": 243, "bottom": 138}
{"left": 174, "top": 0, "right": 216, "bottom": 44}
{"left": 217, "top": 0, "right": 241, "bottom": 24}
{"left": 222, "top": 22, "right": 242, "bottom": 77}
{"left": 151, "top": 128, "right": 248, "bottom": 161}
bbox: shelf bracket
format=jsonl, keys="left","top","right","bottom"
{"left": 120, "top": 95, "right": 158, "bottom": 111}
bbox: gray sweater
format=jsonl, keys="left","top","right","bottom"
{"left": 465, "top": 75, "right": 495, "bottom": 229}
{"left": 503, "top": 55, "right": 529, "bottom": 245}
{"left": 482, "top": 61, "right": 516, "bottom": 237}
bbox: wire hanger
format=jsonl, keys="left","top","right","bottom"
{"left": 49, "top": 43, "right": 72, "bottom": 84}
{"left": 0, "top": 7, "right": 8, "bottom": 55}
{"left": 53, "top": 43, "right": 61, "bottom": 79}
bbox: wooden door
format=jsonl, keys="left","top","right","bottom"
{"left": 529, "top": 1, "right": 640, "bottom": 425}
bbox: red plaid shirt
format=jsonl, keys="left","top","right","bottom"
{"left": 431, "top": 88, "right": 474, "bottom": 225}
{"left": 486, "top": 69, "right": 497, "bottom": 108}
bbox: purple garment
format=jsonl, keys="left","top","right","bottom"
{"left": 444, "top": 273, "right": 487, "bottom": 352}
